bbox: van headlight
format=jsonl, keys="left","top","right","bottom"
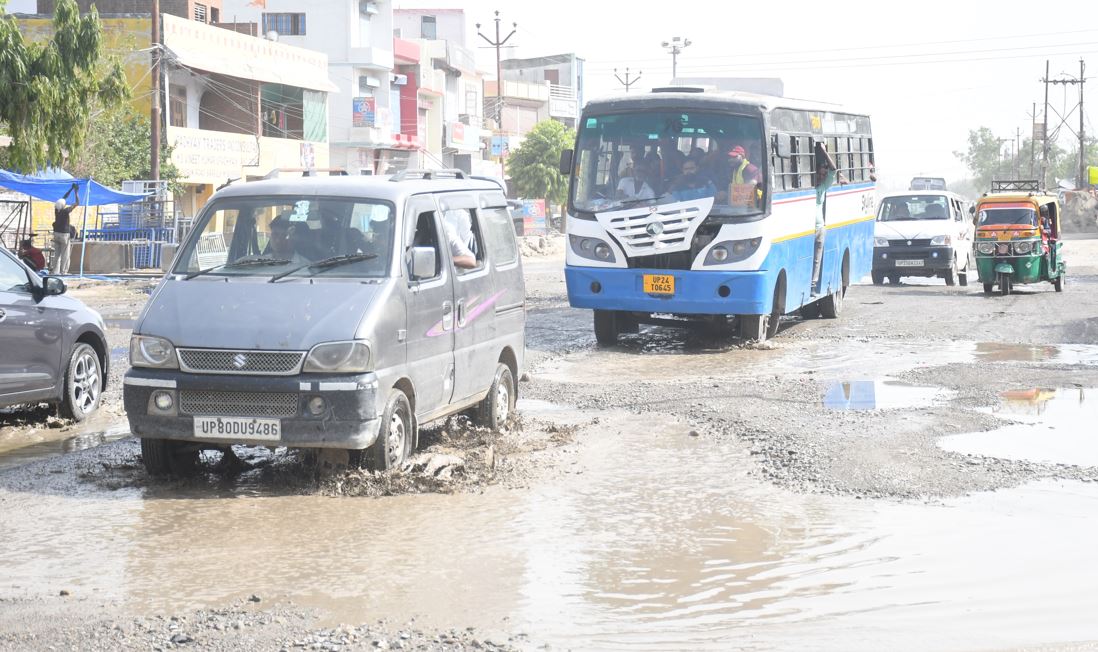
{"left": 130, "top": 335, "right": 178, "bottom": 369}
{"left": 1013, "top": 240, "right": 1034, "bottom": 254}
{"left": 304, "top": 341, "right": 372, "bottom": 373}
{"left": 976, "top": 242, "right": 996, "bottom": 255}
{"left": 874, "top": 237, "right": 889, "bottom": 247}
{"left": 930, "top": 235, "right": 951, "bottom": 246}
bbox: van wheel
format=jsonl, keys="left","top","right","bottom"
{"left": 140, "top": 438, "right": 199, "bottom": 477}
{"left": 59, "top": 343, "right": 101, "bottom": 421}
{"left": 593, "top": 310, "right": 619, "bottom": 346}
{"left": 354, "top": 390, "right": 414, "bottom": 472}
{"left": 944, "top": 257, "right": 958, "bottom": 286}
{"left": 871, "top": 271, "right": 885, "bottom": 286}
{"left": 958, "top": 266, "right": 969, "bottom": 286}
{"left": 474, "top": 363, "right": 516, "bottom": 431}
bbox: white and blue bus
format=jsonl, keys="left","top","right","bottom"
{"left": 559, "top": 88, "right": 877, "bottom": 344}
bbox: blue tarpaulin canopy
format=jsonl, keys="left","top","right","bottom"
{"left": 0, "top": 168, "right": 148, "bottom": 205}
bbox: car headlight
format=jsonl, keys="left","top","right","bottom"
{"left": 976, "top": 242, "right": 995, "bottom": 255}
{"left": 130, "top": 335, "right": 178, "bottom": 369}
{"left": 874, "top": 237, "right": 889, "bottom": 247}
{"left": 1013, "top": 240, "right": 1034, "bottom": 254}
{"left": 304, "top": 341, "right": 372, "bottom": 373}
{"left": 930, "top": 235, "right": 951, "bottom": 246}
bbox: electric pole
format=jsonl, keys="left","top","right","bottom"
{"left": 1029, "top": 102, "right": 1037, "bottom": 177}
{"left": 1041, "top": 58, "right": 1088, "bottom": 188}
{"left": 476, "top": 11, "right": 517, "bottom": 128}
{"left": 151, "top": 0, "right": 161, "bottom": 182}
{"left": 1042, "top": 60, "right": 1050, "bottom": 188}
{"left": 614, "top": 67, "right": 642, "bottom": 92}
{"left": 1015, "top": 126, "right": 1021, "bottom": 178}
{"left": 661, "top": 36, "right": 691, "bottom": 80}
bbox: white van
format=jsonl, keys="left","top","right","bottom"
{"left": 872, "top": 191, "right": 974, "bottom": 286}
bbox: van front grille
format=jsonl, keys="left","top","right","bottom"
{"left": 177, "top": 349, "right": 304, "bottom": 375}
{"left": 180, "top": 390, "right": 299, "bottom": 417}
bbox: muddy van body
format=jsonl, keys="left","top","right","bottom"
{"left": 123, "top": 173, "right": 525, "bottom": 475}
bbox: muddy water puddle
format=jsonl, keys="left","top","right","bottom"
{"left": 822, "top": 380, "right": 950, "bottom": 411}
{"left": 939, "top": 388, "right": 1098, "bottom": 467}
{"left": 0, "top": 421, "right": 130, "bottom": 472}
{"left": 3, "top": 412, "right": 1098, "bottom": 649}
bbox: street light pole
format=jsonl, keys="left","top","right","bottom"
{"left": 661, "top": 36, "right": 691, "bottom": 80}
{"left": 151, "top": 0, "right": 161, "bottom": 182}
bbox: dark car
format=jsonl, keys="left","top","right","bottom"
{"left": 0, "top": 246, "right": 108, "bottom": 421}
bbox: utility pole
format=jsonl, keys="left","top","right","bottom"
{"left": 1042, "top": 58, "right": 1088, "bottom": 188}
{"left": 476, "top": 11, "right": 517, "bottom": 128}
{"left": 614, "top": 67, "right": 642, "bottom": 92}
{"left": 1030, "top": 102, "right": 1037, "bottom": 177}
{"left": 150, "top": 0, "right": 161, "bottom": 182}
{"left": 1015, "top": 126, "right": 1021, "bottom": 178}
{"left": 1042, "top": 60, "right": 1050, "bottom": 188}
{"left": 661, "top": 36, "right": 691, "bottom": 80}
{"left": 996, "top": 137, "right": 1009, "bottom": 179}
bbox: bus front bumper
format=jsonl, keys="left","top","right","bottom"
{"left": 565, "top": 266, "right": 769, "bottom": 315}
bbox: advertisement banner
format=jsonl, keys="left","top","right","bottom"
{"left": 515, "top": 199, "right": 547, "bottom": 235}
{"left": 352, "top": 97, "right": 376, "bottom": 128}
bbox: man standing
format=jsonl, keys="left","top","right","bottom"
{"left": 51, "top": 184, "right": 80, "bottom": 275}
{"left": 812, "top": 142, "right": 838, "bottom": 296}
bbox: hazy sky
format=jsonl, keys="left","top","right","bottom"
{"left": 397, "top": 0, "right": 1098, "bottom": 190}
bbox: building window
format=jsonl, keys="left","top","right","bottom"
{"left": 421, "top": 15, "right": 436, "bottom": 39}
{"left": 169, "top": 85, "right": 187, "bottom": 128}
{"left": 465, "top": 89, "right": 479, "bottom": 117}
{"left": 262, "top": 13, "right": 307, "bottom": 36}
{"left": 210, "top": 7, "right": 219, "bottom": 24}
{"left": 194, "top": 3, "right": 207, "bottom": 22}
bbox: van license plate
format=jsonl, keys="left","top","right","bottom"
{"left": 643, "top": 274, "right": 675, "bottom": 295}
{"left": 895, "top": 260, "right": 924, "bottom": 267}
{"left": 193, "top": 416, "right": 282, "bottom": 441}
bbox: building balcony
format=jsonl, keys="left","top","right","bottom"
{"left": 484, "top": 80, "right": 550, "bottom": 103}
{"left": 346, "top": 46, "right": 394, "bottom": 71}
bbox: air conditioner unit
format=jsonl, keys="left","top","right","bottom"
{"left": 391, "top": 73, "right": 408, "bottom": 86}
{"left": 359, "top": 75, "right": 381, "bottom": 92}
{"left": 359, "top": 0, "right": 379, "bottom": 16}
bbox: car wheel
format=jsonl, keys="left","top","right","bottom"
{"left": 140, "top": 438, "right": 200, "bottom": 477}
{"left": 475, "top": 363, "right": 516, "bottom": 431}
{"left": 354, "top": 390, "right": 414, "bottom": 472}
{"left": 593, "top": 310, "right": 619, "bottom": 346}
{"left": 59, "top": 342, "right": 102, "bottom": 421}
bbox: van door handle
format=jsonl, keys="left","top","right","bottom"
{"left": 441, "top": 301, "right": 453, "bottom": 331}
{"left": 456, "top": 299, "right": 466, "bottom": 328}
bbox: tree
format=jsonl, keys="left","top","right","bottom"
{"left": 0, "top": 0, "right": 128, "bottom": 172}
{"left": 507, "top": 120, "right": 575, "bottom": 206}
{"left": 71, "top": 107, "right": 183, "bottom": 193}
{"left": 953, "top": 127, "right": 1007, "bottom": 192}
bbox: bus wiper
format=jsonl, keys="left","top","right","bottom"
{"left": 618, "top": 193, "right": 670, "bottom": 207}
{"left": 269, "top": 253, "right": 377, "bottom": 283}
{"left": 183, "top": 257, "right": 290, "bottom": 280}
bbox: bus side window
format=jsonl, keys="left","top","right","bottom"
{"left": 794, "top": 136, "right": 813, "bottom": 189}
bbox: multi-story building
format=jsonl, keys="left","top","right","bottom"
{"left": 220, "top": 0, "right": 405, "bottom": 175}
{"left": 499, "top": 53, "right": 585, "bottom": 130}
{"left": 16, "top": 2, "right": 334, "bottom": 219}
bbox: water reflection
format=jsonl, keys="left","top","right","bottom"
{"left": 822, "top": 380, "right": 946, "bottom": 411}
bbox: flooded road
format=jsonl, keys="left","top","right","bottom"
{"left": 3, "top": 407, "right": 1098, "bottom": 650}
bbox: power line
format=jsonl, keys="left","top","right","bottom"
{"left": 613, "top": 67, "right": 642, "bottom": 92}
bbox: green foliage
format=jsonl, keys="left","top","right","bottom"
{"left": 71, "top": 107, "right": 183, "bottom": 194}
{"left": 954, "top": 126, "right": 1098, "bottom": 190}
{"left": 0, "top": 0, "right": 129, "bottom": 172}
{"left": 507, "top": 120, "right": 575, "bottom": 205}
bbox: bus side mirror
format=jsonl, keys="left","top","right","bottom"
{"left": 773, "top": 134, "right": 791, "bottom": 159}
{"left": 559, "top": 149, "right": 573, "bottom": 175}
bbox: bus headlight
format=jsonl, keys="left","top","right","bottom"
{"left": 874, "top": 237, "right": 889, "bottom": 247}
{"left": 976, "top": 242, "right": 996, "bottom": 255}
{"left": 930, "top": 235, "right": 951, "bottom": 246}
{"left": 568, "top": 235, "right": 616, "bottom": 263}
{"left": 704, "top": 237, "right": 762, "bottom": 266}
{"left": 1013, "top": 240, "right": 1034, "bottom": 254}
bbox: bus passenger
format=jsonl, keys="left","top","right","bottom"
{"left": 728, "top": 145, "right": 762, "bottom": 185}
{"left": 617, "top": 161, "right": 656, "bottom": 201}
{"left": 668, "top": 159, "right": 716, "bottom": 201}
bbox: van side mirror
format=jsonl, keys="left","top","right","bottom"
{"left": 968, "top": 205, "right": 976, "bottom": 215}
{"left": 773, "top": 134, "right": 792, "bottom": 159}
{"left": 410, "top": 246, "right": 437, "bottom": 280}
{"left": 559, "top": 149, "right": 574, "bottom": 175}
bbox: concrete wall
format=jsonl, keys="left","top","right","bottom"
{"left": 68, "top": 241, "right": 129, "bottom": 274}
{"left": 393, "top": 8, "right": 467, "bottom": 45}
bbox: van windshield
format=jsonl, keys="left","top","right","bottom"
{"left": 173, "top": 196, "right": 395, "bottom": 279}
{"left": 879, "top": 195, "right": 951, "bottom": 221}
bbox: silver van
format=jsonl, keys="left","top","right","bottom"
{"left": 123, "top": 172, "right": 526, "bottom": 475}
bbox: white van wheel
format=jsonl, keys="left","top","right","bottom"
{"left": 475, "top": 363, "right": 516, "bottom": 431}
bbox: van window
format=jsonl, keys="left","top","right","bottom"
{"left": 443, "top": 208, "right": 486, "bottom": 273}
{"left": 480, "top": 207, "right": 518, "bottom": 265}
{"left": 410, "top": 210, "right": 442, "bottom": 280}
{"left": 174, "top": 196, "right": 394, "bottom": 279}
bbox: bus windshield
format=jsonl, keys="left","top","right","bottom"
{"left": 571, "top": 110, "right": 765, "bottom": 217}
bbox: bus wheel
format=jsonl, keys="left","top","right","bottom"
{"left": 766, "top": 276, "right": 785, "bottom": 339}
{"left": 738, "top": 315, "right": 768, "bottom": 342}
{"left": 593, "top": 310, "right": 619, "bottom": 346}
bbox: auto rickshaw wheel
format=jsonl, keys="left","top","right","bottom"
{"left": 983, "top": 282, "right": 994, "bottom": 294}
{"left": 998, "top": 273, "right": 1012, "bottom": 296}
{"left": 1054, "top": 275, "right": 1064, "bottom": 292}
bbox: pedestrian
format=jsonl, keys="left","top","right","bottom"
{"left": 18, "top": 238, "right": 46, "bottom": 271}
{"left": 51, "top": 184, "right": 80, "bottom": 275}
{"left": 812, "top": 142, "right": 838, "bottom": 296}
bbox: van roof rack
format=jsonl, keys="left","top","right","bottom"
{"left": 389, "top": 168, "right": 467, "bottom": 182}
{"left": 990, "top": 179, "right": 1041, "bottom": 193}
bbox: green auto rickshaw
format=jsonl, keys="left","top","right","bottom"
{"left": 973, "top": 181, "right": 1066, "bottom": 295}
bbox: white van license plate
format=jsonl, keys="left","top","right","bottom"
{"left": 895, "top": 260, "right": 924, "bottom": 267}
{"left": 193, "top": 416, "right": 282, "bottom": 440}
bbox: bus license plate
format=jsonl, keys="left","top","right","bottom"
{"left": 193, "top": 416, "right": 282, "bottom": 441}
{"left": 643, "top": 274, "right": 675, "bottom": 295}
{"left": 895, "top": 260, "right": 924, "bottom": 267}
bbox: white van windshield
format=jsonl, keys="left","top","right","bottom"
{"left": 173, "top": 196, "right": 395, "bottom": 279}
{"left": 879, "top": 195, "right": 950, "bottom": 221}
